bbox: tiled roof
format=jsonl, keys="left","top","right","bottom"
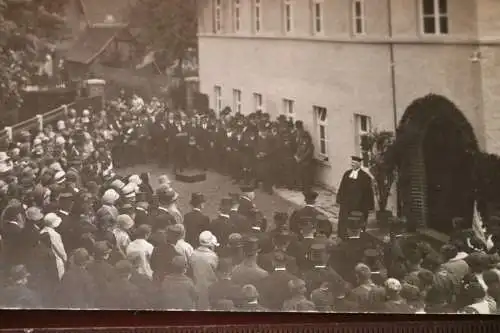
{"left": 80, "top": 0, "right": 136, "bottom": 24}
{"left": 64, "top": 27, "right": 121, "bottom": 64}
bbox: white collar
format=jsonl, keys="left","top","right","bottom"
{"left": 314, "top": 265, "right": 327, "bottom": 269}
{"left": 274, "top": 267, "right": 286, "bottom": 271}
{"left": 136, "top": 207, "right": 147, "bottom": 212}
{"left": 158, "top": 206, "right": 169, "bottom": 212}
{"left": 58, "top": 210, "right": 69, "bottom": 216}
{"left": 305, "top": 204, "right": 315, "bottom": 208}
{"left": 193, "top": 208, "right": 201, "bottom": 212}
{"left": 251, "top": 226, "right": 261, "bottom": 231}
{"left": 449, "top": 252, "right": 468, "bottom": 262}
{"left": 349, "top": 169, "right": 360, "bottom": 179}
{"left": 219, "top": 213, "right": 230, "bottom": 219}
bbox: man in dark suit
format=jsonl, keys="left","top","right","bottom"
{"left": 183, "top": 192, "right": 210, "bottom": 247}
{"left": 238, "top": 185, "right": 257, "bottom": 220}
{"left": 336, "top": 156, "right": 374, "bottom": 240}
{"left": 256, "top": 251, "right": 298, "bottom": 311}
{"left": 210, "top": 197, "right": 234, "bottom": 248}
{"left": 294, "top": 121, "right": 315, "bottom": 192}
{"left": 289, "top": 190, "right": 330, "bottom": 236}
{"left": 229, "top": 193, "right": 251, "bottom": 235}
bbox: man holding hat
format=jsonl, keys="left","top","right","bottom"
{"left": 336, "top": 155, "right": 374, "bottom": 240}
{"left": 290, "top": 190, "right": 330, "bottom": 236}
{"left": 184, "top": 192, "right": 210, "bottom": 247}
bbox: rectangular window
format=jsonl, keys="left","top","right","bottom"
{"left": 314, "top": 106, "right": 328, "bottom": 159}
{"left": 283, "top": 99, "right": 295, "bottom": 121}
{"left": 352, "top": 0, "right": 365, "bottom": 35}
{"left": 254, "top": 93, "right": 263, "bottom": 113}
{"left": 213, "top": 0, "right": 222, "bottom": 33}
{"left": 254, "top": 0, "right": 262, "bottom": 33}
{"left": 233, "top": 89, "right": 242, "bottom": 114}
{"left": 312, "top": 0, "right": 323, "bottom": 34}
{"left": 284, "top": 0, "right": 293, "bottom": 33}
{"left": 421, "top": 0, "right": 448, "bottom": 35}
{"left": 214, "top": 85, "right": 222, "bottom": 113}
{"left": 355, "top": 114, "right": 372, "bottom": 167}
{"left": 233, "top": 0, "right": 241, "bottom": 32}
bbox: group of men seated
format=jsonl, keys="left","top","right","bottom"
{"left": 0, "top": 93, "right": 498, "bottom": 314}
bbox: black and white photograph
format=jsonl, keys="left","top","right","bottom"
{"left": 0, "top": 0, "right": 499, "bottom": 315}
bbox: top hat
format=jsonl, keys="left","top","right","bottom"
{"left": 351, "top": 155, "right": 363, "bottom": 162}
{"left": 240, "top": 184, "right": 256, "bottom": 194}
{"left": 190, "top": 192, "right": 206, "bottom": 206}
{"left": 303, "top": 190, "right": 319, "bottom": 203}
{"left": 273, "top": 212, "right": 289, "bottom": 224}
{"left": 219, "top": 197, "right": 232, "bottom": 208}
{"left": 243, "top": 236, "right": 260, "bottom": 255}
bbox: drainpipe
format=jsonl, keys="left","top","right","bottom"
{"left": 387, "top": 0, "right": 401, "bottom": 217}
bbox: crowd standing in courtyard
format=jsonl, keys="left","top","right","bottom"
{"left": 0, "top": 91, "right": 500, "bottom": 314}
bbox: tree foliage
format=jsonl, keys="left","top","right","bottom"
{"left": 128, "top": 0, "right": 198, "bottom": 73}
{"left": 361, "top": 129, "right": 396, "bottom": 211}
{"left": 0, "top": 0, "right": 66, "bottom": 111}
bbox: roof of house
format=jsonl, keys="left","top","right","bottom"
{"left": 64, "top": 26, "right": 122, "bottom": 64}
{"left": 79, "top": 0, "right": 136, "bottom": 25}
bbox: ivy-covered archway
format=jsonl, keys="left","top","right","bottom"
{"left": 387, "top": 94, "right": 479, "bottom": 233}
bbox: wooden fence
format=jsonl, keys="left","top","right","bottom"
{"left": 0, "top": 95, "right": 103, "bottom": 142}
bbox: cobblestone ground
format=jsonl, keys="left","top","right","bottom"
{"left": 118, "top": 164, "right": 299, "bottom": 229}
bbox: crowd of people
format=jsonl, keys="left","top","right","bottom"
{"left": 0, "top": 92, "right": 499, "bottom": 314}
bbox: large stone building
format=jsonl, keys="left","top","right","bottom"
{"left": 197, "top": 0, "right": 500, "bottom": 234}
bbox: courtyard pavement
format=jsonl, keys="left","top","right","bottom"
{"left": 118, "top": 163, "right": 378, "bottom": 233}
{"left": 118, "top": 164, "right": 301, "bottom": 227}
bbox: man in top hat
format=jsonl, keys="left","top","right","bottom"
{"left": 238, "top": 185, "right": 257, "bottom": 220}
{"left": 151, "top": 187, "right": 181, "bottom": 227}
{"left": 257, "top": 251, "right": 299, "bottom": 311}
{"left": 57, "top": 248, "right": 95, "bottom": 309}
{"left": 1, "top": 264, "right": 41, "bottom": 308}
{"left": 302, "top": 243, "right": 347, "bottom": 297}
{"left": 336, "top": 155, "right": 374, "bottom": 240}
{"left": 289, "top": 190, "right": 330, "bottom": 236}
{"left": 208, "top": 257, "right": 243, "bottom": 309}
{"left": 184, "top": 192, "right": 210, "bottom": 247}
{"left": 258, "top": 229, "right": 298, "bottom": 275}
{"left": 232, "top": 236, "right": 269, "bottom": 286}
{"left": 86, "top": 241, "right": 116, "bottom": 307}
{"left": 210, "top": 197, "right": 235, "bottom": 248}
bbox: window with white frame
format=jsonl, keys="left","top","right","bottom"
{"left": 284, "top": 0, "right": 293, "bottom": 33}
{"left": 233, "top": 89, "right": 242, "bottom": 114}
{"left": 254, "top": 93, "right": 263, "bottom": 113}
{"left": 213, "top": 0, "right": 222, "bottom": 33}
{"left": 283, "top": 99, "right": 295, "bottom": 121}
{"left": 355, "top": 114, "right": 372, "bottom": 167}
{"left": 352, "top": 0, "right": 365, "bottom": 35}
{"left": 214, "top": 85, "right": 222, "bottom": 113}
{"left": 314, "top": 106, "right": 329, "bottom": 159}
{"left": 233, "top": 0, "right": 241, "bottom": 32}
{"left": 253, "top": 0, "right": 262, "bottom": 33}
{"left": 421, "top": 0, "right": 448, "bottom": 35}
{"left": 312, "top": 0, "right": 323, "bottom": 35}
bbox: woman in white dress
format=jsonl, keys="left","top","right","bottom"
{"left": 40, "top": 213, "right": 67, "bottom": 280}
